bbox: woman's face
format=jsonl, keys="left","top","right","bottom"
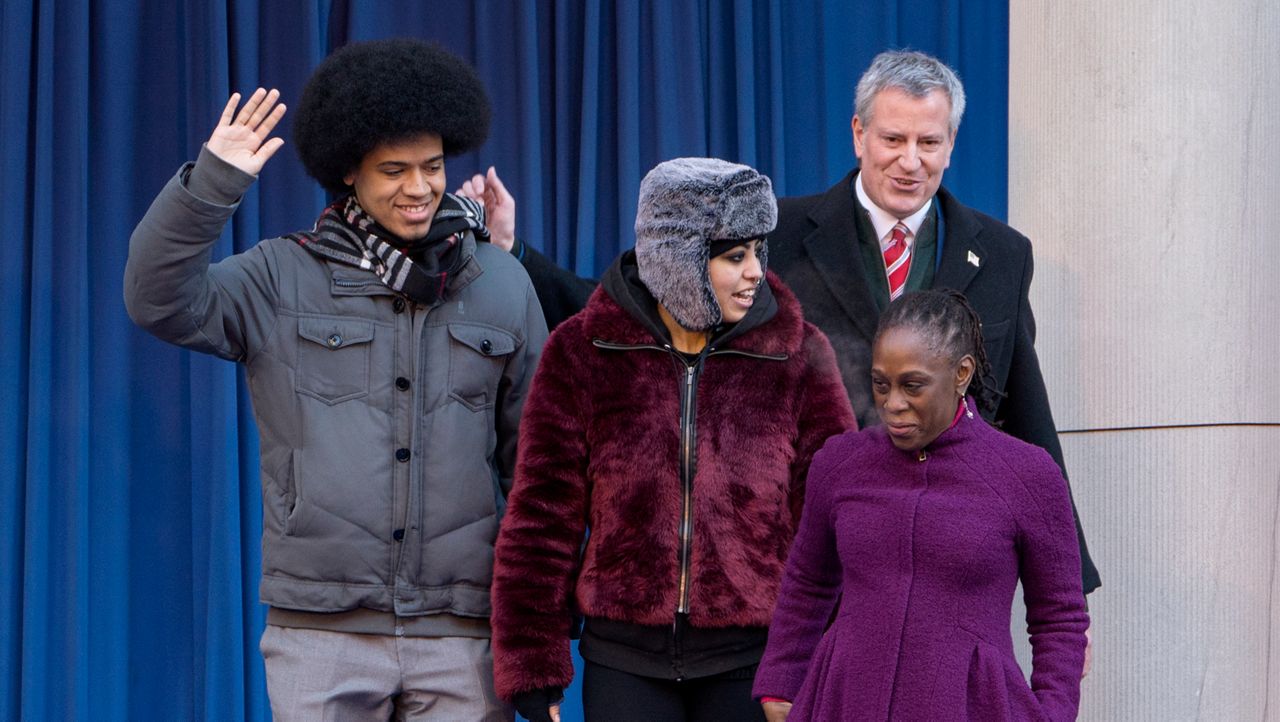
{"left": 871, "top": 326, "right": 973, "bottom": 451}
{"left": 708, "top": 240, "right": 764, "bottom": 324}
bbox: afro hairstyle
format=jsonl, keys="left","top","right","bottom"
{"left": 293, "top": 38, "right": 491, "bottom": 195}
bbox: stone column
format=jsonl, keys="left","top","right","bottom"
{"left": 1008, "top": 1, "right": 1280, "bottom": 719}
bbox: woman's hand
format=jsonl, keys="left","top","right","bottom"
{"left": 1082, "top": 623, "right": 1093, "bottom": 678}
{"left": 762, "top": 700, "right": 792, "bottom": 721}
{"left": 511, "top": 687, "right": 563, "bottom": 722}
{"left": 205, "top": 88, "right": 287, "bottom": 176}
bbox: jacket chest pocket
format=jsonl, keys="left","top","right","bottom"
{"left": 446, "top": 322, "right": 516, "bottom": 411}
{"left": 295, "top": 316, "right": 375, "bottom": 404}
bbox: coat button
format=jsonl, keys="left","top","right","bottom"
{"left": 392, "top": 528, "right": 405, "bottom": 542}
{"left": 480, "top": 339, "right": 493, "bottom": 355}
{"left": 395, "top": 448, "right": 411, "bottom": 462}
{"left": 326, "top": 334, "right": 342, "bottom": 347}
{"left": 392, "top": 298, "right": 406, "bottom": 314}
{"left": 395, "top": 377, "right": 411, "bottom": 391}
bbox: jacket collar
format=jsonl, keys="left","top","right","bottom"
{"left": 326, "top": 232, "right": 483, "bottom": 301}
{"left": 930, "top": 185, "right": 987, "bottom": 293}
{"left": 801, "top": 170, "right": 989, "bottom": 341}
{"left": 442, "top": 233, "right": 484, "bottom": 296}
{"left": 585, "top": 252, "right": 804, "bottom": 358}
{"left": 802, "top": 170, "right": 880, "bottom": 342}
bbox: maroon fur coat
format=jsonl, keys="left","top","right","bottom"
{"left": 490, "top": 266, "right": 856, "bottom": 700}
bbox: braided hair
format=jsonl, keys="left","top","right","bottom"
{"left": 874, "top": 288, "right": 1001, "bottom": 414}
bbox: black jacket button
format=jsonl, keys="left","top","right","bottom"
{"left": 395, "top": 377, "right": 411, "bottom": 391}
{"left": 392, "top": 528, "right": 405, "bottom": 542}
{"left": 395, "top": 448, "right": 411, "bottom": 462}
{"left": 392, "top": 298, "right": 406, "bottom": 314}
{"left": 480, "top": 339, "right": 493, "bottom": 355}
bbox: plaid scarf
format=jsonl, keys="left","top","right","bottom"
{"left": 287, "top": 193, "right": 489, "bottom": 305}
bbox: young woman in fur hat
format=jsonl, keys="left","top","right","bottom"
{"left": 489, "top": 158, "right": 856, "bottom": 721}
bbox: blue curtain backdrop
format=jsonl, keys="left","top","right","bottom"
{"left": 0, "top": 1, "right": 1007, "bottom": 719}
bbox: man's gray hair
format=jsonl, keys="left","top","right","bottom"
{"left": 855, "top": 50, "right": 966, "bottom": 133}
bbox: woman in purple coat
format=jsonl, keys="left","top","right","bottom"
{"left": 753, "top": 289, "right": 1089, "bottom": 721}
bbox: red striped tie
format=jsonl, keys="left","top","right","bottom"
{"left": 884, "top": 222, "right": 911, "bottom": 301}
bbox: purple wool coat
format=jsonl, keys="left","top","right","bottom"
{"left": 753, "top": 398, "right": 1088, "bottom": 721}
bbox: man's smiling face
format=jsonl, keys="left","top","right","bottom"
{"left": 344, "top": 133, "right": 446, "bottom": 241}
{"left": 852, "top": 87, "right": 956, "bottom": 218}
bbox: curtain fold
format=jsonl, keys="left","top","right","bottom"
{"left": 0, "top": 1, "right": 1007, "bottom": 719}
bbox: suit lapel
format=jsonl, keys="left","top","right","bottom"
{"left": 799, "top": 180, "right": 988, "bottom": 339}
{"left": 801, "top": 173, "right": 881, "bottom": 342}
{"left": 931, "top": 187, "right": 987, "bottom": 293}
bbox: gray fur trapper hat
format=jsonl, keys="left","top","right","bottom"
{"left": 634, "top": 157, "right": 777, "bottom": 331}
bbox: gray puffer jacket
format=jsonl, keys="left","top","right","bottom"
{"left": 124, "top": 154, "right": 546, "bottom": 619}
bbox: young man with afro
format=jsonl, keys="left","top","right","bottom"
{"left": 124, "top": 39, "right": 545, "bottom": 720}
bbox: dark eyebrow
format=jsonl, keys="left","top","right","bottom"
{"left": 377, "top": 154, "right": 445, "bottom": 169}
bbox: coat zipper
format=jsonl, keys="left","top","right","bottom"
{"left": 332, "top": 277, "right": 371, "bottom": 288}
{"left": 704, "top": 346, "right": 788, "bottom": 362}
{"left": 591, "top": 337, "right": 786, "bottom": 620}
{"left": 676, "top": 361, "right": 697, "bottom": 614}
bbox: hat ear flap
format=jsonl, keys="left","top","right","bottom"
{"left": 637, "top": 224, "right": 719, "bottom": 331}
{"left": 698, "top": 242, "right": 723, "bottom": 329}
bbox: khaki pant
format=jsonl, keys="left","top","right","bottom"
{"left": 260, "top": 624, "right": 512, "bottom": 721}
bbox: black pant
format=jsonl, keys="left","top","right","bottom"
{"left": 581, "top": 660, "right": 766, "bottom": 722}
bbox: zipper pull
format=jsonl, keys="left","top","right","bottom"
{"left": 917, "top": 449, "right": 928, "bottom": 462}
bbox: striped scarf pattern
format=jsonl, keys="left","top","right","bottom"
{"left": 288, "top": 193, "right": 489, "bottom": 305}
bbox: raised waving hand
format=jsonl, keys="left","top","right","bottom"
{"left": 206, "top": 88, "right": 287, "bottom": 176}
